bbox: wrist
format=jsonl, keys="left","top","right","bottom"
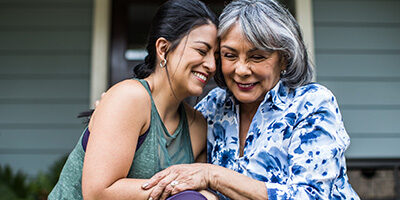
{"left": 206, "top": 164, "right": 219, "bottom": 191}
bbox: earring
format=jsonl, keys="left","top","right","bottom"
{"left": 281, "top": 70, "right": 287, "bottom": 76}
{"left": 159, "top": 58, "right": 167, "bottom": 68}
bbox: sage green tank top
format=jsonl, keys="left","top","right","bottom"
{"left": 48, "top": 79, "right": 194, "bottom": 200}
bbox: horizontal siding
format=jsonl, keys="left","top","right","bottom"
{"left": 346, "top": 138, "right": 400, "bottom": 158}
{"left": 0, "top": 104, "right": 88, "bottom": 124}
{"left": 0, "top": 79, "right": 89, "bottom": 99}
{"left": 0, "top": 0, "right": 92, "bottom": 176}
{"left": 316, "top": 54, "right": 400, "bottom": 78}
{"left": 0, "top": 31, "right": 91, "bottom": 51}
{"left": 313, "top": 0, "right": 400, "bottom": 159}
{"left": 0, "top": 129, "right": 84, "bottom": 149}
{"left": 314, "top": 0, "right": 400, "bottom": 24}
{"left": 341, "top": 109, "right": 399, "bottom": 135}
{"left": 0, "top": 154, "right": 67, "bottom": 176}
{"left": 315, "top": 26, "right": 400, "bottom": 51}
{"left": 0, "top": 55, "right": 90, "bottom": 75}
{"left": 0, "top": 7, "right": 92, "bottom": 28}
{"left": 319, "top": 81, "right": 400, "bottom": 106}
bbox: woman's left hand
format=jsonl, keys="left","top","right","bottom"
{"left": 142, "top": 163, "right": 211, "bottom": 200}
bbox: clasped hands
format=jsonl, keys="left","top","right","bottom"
{"left": 141, "top": 163, "right": 215, "bottom": 200}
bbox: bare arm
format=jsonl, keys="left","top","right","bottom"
{"left": 207, "top": 164, "right": 267, "bottom": 200}
{"left": 82, "top": 80, "right": 153, "bottom": 200}
{"left": 143, "top": 163, "right": 267, "bottom": 200}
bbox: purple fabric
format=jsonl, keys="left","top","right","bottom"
{"left": 166, "top": 190, "right": 207, "bottom": 200}
{"left": 81, "top": 128, "right": 149, "bottom": 152}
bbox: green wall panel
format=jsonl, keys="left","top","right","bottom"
{"left": 316, "top": 54, "right": 400, "bottom": 78}
{"left": 314, "top": 0, "right": 400, "bottom": 23}
{"left": 0, "top": 0, "right": 92, "bottom": 176}
{"left": 0, "top": 55, "right": 90, "bottom": 75}
{"left": 0, "top": 129, "right": 84, "bottom": 149}
{"left": 315, "top": 26, "right": 400, "bottom": 50}
{"left": 314, "top": 0, "right": 400, "bottom": 159}
{"left": 319, "top": 81, "right": 400, "bottom": 106}
{"left": 0, "top": 31, "right": 91, "bottom": 51}
{"left": 0, "top": 79, "right": 89, "bottom": 99}
{"left": 346, "top": 138, "right": 400, "bottom": 159}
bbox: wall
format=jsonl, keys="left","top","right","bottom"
{"left": 0, "top": 0, "right": 92, "bottom": 176}
{"left": 313, "top": 0, "right": 400, "bottom": 159}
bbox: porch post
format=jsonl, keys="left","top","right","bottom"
{"left": 90, "top": 0, "right": 111, "bottom": 108}
{"left": 294, "top": 0, "right": 316, "bottom": 80}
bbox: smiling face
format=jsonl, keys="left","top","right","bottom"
{"left": 220, "top": 23, "right": 285, "bottom": 104}
{"left": 166, "top": 23, "right": 218, "bottom": 97}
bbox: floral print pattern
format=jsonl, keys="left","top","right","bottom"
{"left": 195, "top": 81, "right": 359, "bottom": 200}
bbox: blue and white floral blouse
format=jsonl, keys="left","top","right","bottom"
{"left": 195, "top": 81, "right": 359, "bottom": 200}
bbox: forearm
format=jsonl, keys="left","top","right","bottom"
{"left": 208, "top": 165, "right": 267, "bottom": 200}
{"left": 83, "top": 178, "right": 153, "bottom": 200}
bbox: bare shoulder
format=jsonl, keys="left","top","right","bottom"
{"left": 107, "top": 79, "right": 151, "bottom": 102}
{"left": 89, "top": 79, "right": 151, "bottom": 132}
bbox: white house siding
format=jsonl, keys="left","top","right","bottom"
{"left": 313, "top": 0, "right": 400, "bottom": 158}
{"left": 0, "top": 0, "right": 92, "bottom": 176}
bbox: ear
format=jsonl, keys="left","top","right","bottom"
{"left": 155, "top": 37, "right": 170, "bottom": 61}
{"left": 279, "top": 52, "right": 287, "bottom": 71}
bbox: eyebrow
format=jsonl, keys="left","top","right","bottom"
{"left": 220, "top": 45, "right": 237, "bottom": 53}
{"left": 248, "top": 47, "right": 259, "bottom": 53}
{"left": 221, "top": 45, "right": 259, "bottom": 53}
{"left": 194, "top": 41, "right": 211, "bottom": 50}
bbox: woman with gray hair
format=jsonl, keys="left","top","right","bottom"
{"left": 142, "top": 0, "right": 360, "bottom": 199}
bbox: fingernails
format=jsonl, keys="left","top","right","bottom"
{"left": 148, "top": 197, "right": 153, "bottom": 200}
{"left": 142, "top": 182, "right": 149, "bottom": 189}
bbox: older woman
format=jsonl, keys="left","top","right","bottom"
{"left": 143, "top": 0, "right": 360, "bottom": 199}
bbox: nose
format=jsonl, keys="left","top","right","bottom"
{"left": 234, "top": 61, "right": 251, "bottom": 77}
{"left": 203, "top": 53, "right": 216, "bottom": 73}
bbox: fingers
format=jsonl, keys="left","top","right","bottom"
{"left": 170, "top": 183, "right": 189, "bottom": 195}
{"left": 149, "top": 173, "right": 179, "bottom": 200}
{"left": 142, "top": 170, "right": 168, "bottom": 190}
{"left": 159, "top": 181, "right": 176, "bottom": 200}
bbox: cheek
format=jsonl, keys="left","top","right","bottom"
{"left": 221, "top": 61, "right": 234, "bottom": 76}
{"left": 255, "top": 62, "right": 281, "bottom": 79}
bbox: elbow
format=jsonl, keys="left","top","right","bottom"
{"left": 82, "top": 189, "right": 98, "bottom": 200}
{"left": 82, "top": 184, "right": 107, "bottom": 200}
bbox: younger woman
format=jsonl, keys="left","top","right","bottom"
{"left": 48, "top": 0, "right": 218, "bottom": 199}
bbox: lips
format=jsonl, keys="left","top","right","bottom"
{"left": 236, "top": 82, "right": 256, "bottom": 90}
{"left": 192, "top": 71, "right": 208, "bottom": 83}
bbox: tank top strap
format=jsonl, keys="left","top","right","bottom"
{"left": 134, "top": 78, "right": 156, "bottom": 105}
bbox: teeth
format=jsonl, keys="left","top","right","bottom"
{"left": 192, "top": 72, "right": 207, "bottom": 81}
{"left": 238, "top": 83, "right": 255, "bottom": 88}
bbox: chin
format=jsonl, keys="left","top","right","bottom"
{"left": 190, "top": 89, "right": 204, "bottom": 97}
{"left": 187, "top": 86, "right": 204, "bottom": 97}
{"left": 233, "top": 93, "right": 261, "bottom": 104}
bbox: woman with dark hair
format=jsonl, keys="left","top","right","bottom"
{"left": 48, "top": 0, "right": 219, "bottom": 199}
{"left": 143, "top": 0, "right": 360, "bottom": 199}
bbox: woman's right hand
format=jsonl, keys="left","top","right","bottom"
{"left": 142, "top": 163, "right": 211, "bottom": 200}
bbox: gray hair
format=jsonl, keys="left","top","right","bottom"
{"left": 216, "top": 0, "right": 313, "bottom": 89}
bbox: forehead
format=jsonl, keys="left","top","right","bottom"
{"left": 220, "top": 23, "right": 254, "bottom": 49}
{"left": 186, "top": 24, "right": 218, "bottom": 44}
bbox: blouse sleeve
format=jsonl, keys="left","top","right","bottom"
{"left": 265, "top": 89, "right": 351, "bottom": 199}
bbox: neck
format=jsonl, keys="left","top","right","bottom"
{"left": 145, "top": 73, "right": 185, "bottom": 121}
{"left": 239, "top": 100, "right": 261, "bottom": 120}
